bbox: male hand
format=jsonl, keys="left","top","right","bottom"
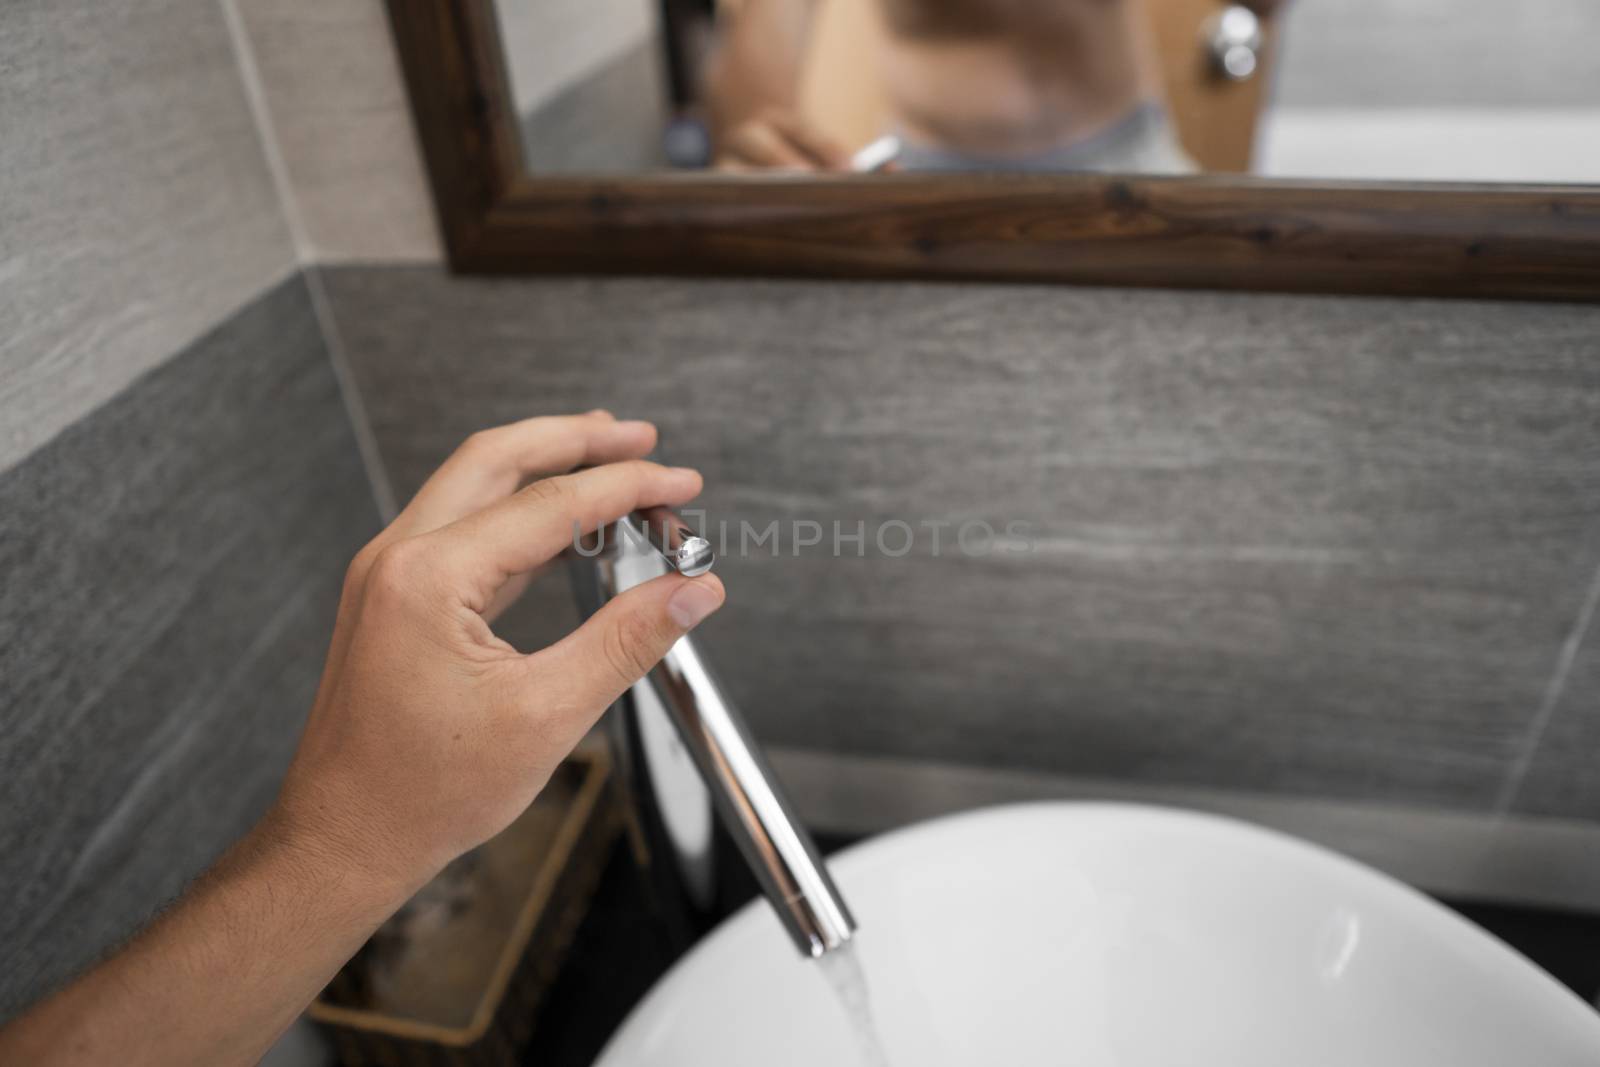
{"left": 270, "top": 411, "right": 726, "bottom": 897}
{"left": 0, "top": 412, "right": 726, "bottom": 1067}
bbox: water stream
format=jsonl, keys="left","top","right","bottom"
{"left": 817, "top": 941, "right": 893, "bottom": 1066}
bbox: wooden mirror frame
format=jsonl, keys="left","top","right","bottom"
{"left": 386, "top": 0, "right": 1600, "bottom": 302}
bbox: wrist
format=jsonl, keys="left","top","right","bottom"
{"left": 254, "top": 795, "right": 430, "bottom": 927}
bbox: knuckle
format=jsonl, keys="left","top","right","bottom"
{"left": 600, "top": 612, "right": 664, "bottom": 685}
{"left": 455, "top": 427, "right": 510, "bottom": 467}
{"left": 616, "top": 458, "right": 658, "bottom": 482}
{"left": 364, "top": 539, "right": 431, "bottom": 607}
{"left": 519, "top": 475, "right": 571, "bottom": 510}
{"left": 344, "top": 540, "right": 383, "bottom": 590}
{"left": 460, "top": 428, "right": 496, "bottom": 454}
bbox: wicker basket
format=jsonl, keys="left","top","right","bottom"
{"left": 309, "top": 750, "right": 620, "bottom": 1067}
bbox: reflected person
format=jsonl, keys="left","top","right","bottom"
{"left": 708, "top": 0, "right": 1281, "bottom": 174}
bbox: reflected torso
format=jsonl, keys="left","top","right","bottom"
{"left": 873, "top": 0, "right": 1162, "bottom": 157}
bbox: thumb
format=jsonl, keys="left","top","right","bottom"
{"left": 529, "top": 571, "right": 726, "bottom": 733}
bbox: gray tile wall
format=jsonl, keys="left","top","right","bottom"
{"left": 1274, "top": 0, "right": 1600, "bottom": 109}
{"left": 520, "top": 38, "right": 670, "bottom": 174}
{"left": 0, "top": 0, "right": 297, "bottom": 471}
{"left": 231, "top": 0, "right": 441, "bottom": 263}
{"left": 1509, "top": 580, "right": 1600, "bottom": 820}
{"left": 323, "top": 265, "right": 1600, "bottom": 817}
{"left": 1, "top": 0, "right": 384, "bottom": 1027}
{"left": 493, "top": 0, "right": 657, "bottom": 117}
{"left": 0, "top": 276, "right": 379, "bottom": 1019}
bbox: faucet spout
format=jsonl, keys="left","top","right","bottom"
{"left": 571, "top": 509, "right": 856, "bottom": 957}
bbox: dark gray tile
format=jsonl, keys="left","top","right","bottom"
{"left": 1509, "top": 573, "right": 1600, "bottom": 820}
{"left": 0, "top": 276, "right": 379, "bottom": 1019}
{"left": 324, "top": 265, "right": 1600, "bottom": 810}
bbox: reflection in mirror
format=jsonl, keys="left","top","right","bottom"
{"left": 491, "top": 0, "right": 676, "bottom": 172}
{"left": 489, "top": 0, "right": 1600, "bottom": 184}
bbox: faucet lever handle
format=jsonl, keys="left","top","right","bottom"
{"left": 624, "top": 507, "right": 715, "bottom": 577}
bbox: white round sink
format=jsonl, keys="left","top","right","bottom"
{"left": 597, "top": 803, "right": 1600, "bottom": 1066}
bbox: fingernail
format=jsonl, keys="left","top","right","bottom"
{"left": 587, "top": 408, "right": 614, "bottom": 419}
{"left": 668, "top": 581, "right": 723, "bottom": 629}
{"left": 670, "top": 465, "right": 698, "bottom": 476}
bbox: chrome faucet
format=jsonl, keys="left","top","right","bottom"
{"left": 569, "top": 507, "right": 856, "bottom": 958}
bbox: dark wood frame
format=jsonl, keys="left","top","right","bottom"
{"left": 386, "top": 0, "right": 1600, "bottom": 302}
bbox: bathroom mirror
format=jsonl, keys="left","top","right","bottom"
{"left": 385, "top": 0, "right": 1600, "bottom": 299}
{"left": 491, "top": 0, "right": 1600, "bottom": 184}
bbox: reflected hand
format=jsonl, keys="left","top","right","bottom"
{"left": 716, "top": 109, "right": 852, "bottom": 172}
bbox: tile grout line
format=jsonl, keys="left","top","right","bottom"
{"left": 1494, "top": 556, "right": 1600, "bottom": 814}
{"left": 214, "top": 0, "right": 310, "bottom": 266}
{"left": 217, "top": 0, "right": 399, "bottom": 521}
{"left": 303, "top": 267, "right": 399, "bottom": 520}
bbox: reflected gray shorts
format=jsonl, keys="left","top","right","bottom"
{"left": 893, "top": 103, "right": 1197, "bottom": 175}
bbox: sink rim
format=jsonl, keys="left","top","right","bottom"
{"left": 600, "top": 800, "right": 1600, "bottom": 1063}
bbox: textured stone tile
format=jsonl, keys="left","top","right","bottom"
{"left": 0, "top": 277, "right": 379, "bottom": 1019}
{"left": 0, "top": 0, "right": 296, "bottom": 470}
{"left": 1509, "top": 574, "right": 1600, "bottom": 820}
{"left": 233, "top": 0, "right": 440, "bottom": 263}
{"left": 323, "top": 266, "right": 1600, "bottom": 810}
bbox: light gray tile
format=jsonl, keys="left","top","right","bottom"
{"left": 0, "top": 276, "right": 379, "bottom": 1019}
{"left": 1274, "top": 0, "right": 1600, "bottom": 109}
{"left": 0, "top": 0, "right": 297, "bottom": 471}
{"left": 233, "top": 0, "right": 441, "bottom": 264}
{"left": 520, "top": 38, "right": 670, "bottom": 174}
{"left": 494, "top": 0, "right": 657, "bottom": 115}
{"left": 324, "top": 266, "right": 1600, "bottom": 810}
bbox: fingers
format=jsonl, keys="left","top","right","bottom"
{"left": 720, "top": 119, "right": 815, "bottom": 170}
{"left": 397, "top": 412, "right": 657, "bottom": 538}
{"left": 525, "top": 572, "right": 726, "bottom": 743}
{"left": 424, "top": 460, "right": 703, "bottom": 609}
{"left": 717, "top": 112, "right": 851, "bottom": 172}
{"left": 769, "top": 111, "right": 851, "bottom": 171}
{"left": 327, "top": 412, "right": 658, "bottom": 692}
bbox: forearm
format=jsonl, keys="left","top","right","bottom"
{"left": 0, "top": 811, "right": 418, "bottom": 1067}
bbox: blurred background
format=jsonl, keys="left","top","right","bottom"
{"left": 497, "top": 0, "right": 1600, "bottom": 182}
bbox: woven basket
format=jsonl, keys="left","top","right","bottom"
{"left": 309, "top": 750, "right": 619, "bottom": 1067}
